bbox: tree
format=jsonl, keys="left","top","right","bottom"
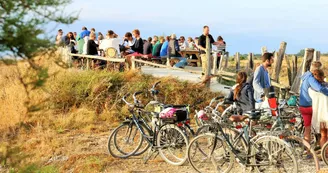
{"left": 296, "top": 49, "right": 305, "bottom": 57}
{"left": 0, "top": 0, "right": 78, "bottom": 114}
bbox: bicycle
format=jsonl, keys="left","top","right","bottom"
{"left": 188, "top": 109, "right": 298, "bottom": 173}
{"left": 107, "top": 91, "right": 189, "bottom": 166}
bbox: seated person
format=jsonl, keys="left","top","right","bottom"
{"left": 226, "top": 71, "right": 255, "bottom": 115}
{"left": 168, "top": 34, "right": 187, "bottom": 68}
{"left": 152, "top": 36, "right": 164, "bottom": 57}
{"left": 179, "top": 36, "right": 189, "bottom": 50}
{"left": 99, "top": 30, "right": 121, "bottom": 57}
{"left": 160, "top": 36, "right": 170, "bottom": 57}
{"left": 123, "top": 32, "right": 136, "bottom": 55}
{"left": 143, "top": 37, "right": 153, "bottom": 56}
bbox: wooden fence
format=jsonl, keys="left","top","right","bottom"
{"left": 63, "top": 41, "right": 321, "bottom": 98}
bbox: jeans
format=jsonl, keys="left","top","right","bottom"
{"left": 173, "top": 57, "right": 187, "bottom": 68}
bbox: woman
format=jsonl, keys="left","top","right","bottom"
{"left": 227, "top": 71, "right": 255, "bottom": 115}
{"left": 187, "top": 37, "right": 195, "bottom": 50}
{"left": 310, "top": 69, "right": 328, "bottom": 148}
{"left": 64, "top": 32, "right": 76, "bottom": 46}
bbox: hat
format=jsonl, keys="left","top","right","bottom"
{"left": 170, "top": 34, "right": 176, "bottom": 39}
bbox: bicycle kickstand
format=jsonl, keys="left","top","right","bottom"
{"left": 143, "top": 147, "right": 159, "bottom": 164}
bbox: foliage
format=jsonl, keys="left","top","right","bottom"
{"left": 296, "top": 49, "right": 305, "bottom": 57}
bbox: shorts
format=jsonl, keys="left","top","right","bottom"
{"left": 299, "top": 106, "right": 313, "bottom": 127}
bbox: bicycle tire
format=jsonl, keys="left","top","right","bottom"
{"left": 187, "top": 133, "right": 234, "bottom": 173}
{"left": 321, "top": 141, "right": 328, "bottom": 166}
{"left": 157, "top": 124, "right": 189, "bottom": 166}
{"left": 251, "top": 136, "right": 298, "bottom": 173}
{"left": 285, "top": 135, "right": 319, "bottom": 172}
{"left": 107, "top": 122, "right": 143, "bottom": 158}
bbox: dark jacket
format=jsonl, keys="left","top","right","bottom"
{"left": 227, "top": 83, "right": 255, "bottom": 114}
{"left": 143, "top": 41, "right": 152, "bottom": 55}
{"left": 131, "top": 38, "right": 144, "bottom": 54}
{"left": 87, "top": 40, "right": 98, "bottom": 55}
{"left": 168, "top": 39, "right": 180, "bottom": 57}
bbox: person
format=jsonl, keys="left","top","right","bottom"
{"left": 152, "top": 36, "right": 161, "bottom": 56}
{"left": 198, "top": 26, "right": 219, "bottom": 75}
{"left": 73, "top": 32, "right": 77, "bottom": 40}
{"left": 300, "top": 61, "right": 328, "bottom": 144}
{"left": 143, "top": 37, "right": 153, "bottom": 55}
{"left": 99, "top": 30, "right": 121, "bottom": 56}
{"left": 64, "top": 32, "right": 76, "bottom": 46}
{"left": 152, "top": 36, "right": 158, "bottom": 46}
{"left": 160, "top": 36, "right": 170, "bottom": 57}
{"left": 226, "top": 71, "right": 255, "bottom": 115}
{"left": 79, "top": 26, "right": 90, "bottom": 40}
{"left": 215, "top": 36, "right": 227, "bottom": 69}
{"left": 252, "top": 52, "right": 274, "bottom": 104}
{"left": 98, "top": 32, "right": 104, "bottom": 44}
{"left": 91, "top": 28, "right": 98, "bottom": 40}
{"left": 153, "top": 36, "right": 164, "bottom": 57}
{"left": 87, "top": 32, "right": 98, "bottom": 55}
{"left": 55, "top": 29, "right": 64, "bottom": 46}
{"left": 179, "top": 36, "right": 188, "bottom": 50}
{"left": 309, "top": 69, "right": 328, "bottom": 148}
{"left": 129, "top": 29, "right": 143, "bottom": 55}
{"left": 187, "top": 37, "right": 196, "bottom": 50}
{"left": 168, "top": 34, "right": 187, "bottom": 68}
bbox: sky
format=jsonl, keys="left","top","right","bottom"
{"left": 53, "top": 0, "right": 328, "bottom": 54}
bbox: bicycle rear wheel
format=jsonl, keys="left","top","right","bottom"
{"left": 107, "top": 122, "right": 144, "bottom": 158}
{"left": 285, "top": 135, "right": 319, "bottom": 172}
{"left": 188, "top": 133, "right": 234, "bottom": 173}
{"left": 251, "top": 136, "right": 298, "bottom": 173}
{"left": 157, "top": 124, "right": 189, "bottom": 166}
{"left": 321, "top": 141, "right": 328, "bottom": 166}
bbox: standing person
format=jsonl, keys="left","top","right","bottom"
{"left": 55, "top": 29, "right": 64, "bottom": 46}
{"left": 252, "top": 52, "right": 274, "bottom": 111}
{"left": 64, "top": 32, "right": 76, "bottom": 46}
{"left": 78, "top": 27, "right": 90, "bottom": 54}
{"left": 87, "top": 32, "right": 98, "bottom": 55}
{"left": 198, "top": 26, "right": 219, "bottom": 75}
{"left": 299, "top": 61, "right": 328, "bottom": 144}
{"left": 160, "top": 36, "right": 170, "bottom": 57}
{"left": 79, "top": 26, "right": 90, "bottom": 40}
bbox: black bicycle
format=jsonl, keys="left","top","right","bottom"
{"left": 107, "top": 91, "right": 189, "bottom": 166}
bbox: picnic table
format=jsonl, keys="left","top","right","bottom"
{"left": 179, "top": 49, "right": 201, "bottom": 67}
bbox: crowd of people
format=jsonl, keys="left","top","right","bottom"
{"left": 55, "top": 26, "right": 227, "bottom": 70}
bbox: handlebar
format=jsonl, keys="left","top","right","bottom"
{"left": 152, "top": 81, "right": 161, "bottom": 89}
{"left": 224, "top": 86, "right": 231, "bottom": 90}
{"left": 122, "top": 93, "right": 133, "bottom": 106}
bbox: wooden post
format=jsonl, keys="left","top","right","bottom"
{"left": 292, "top": 55, "right": 298, "bottom": 81}
{"left": 86, "top": 58, "right": 90, "bottom": 70}
{"left": 203, "top": 36, "right": 212, "bottom": 88}
{"left": 235, "top": 52, "right": 240, "bottom": 72}
{"left": 246, "top": 53, "right": 254, "bottom": 73}
{"left": 314, "top": 51, "right": 321, "bottom": 62}
{"left": 224, "top": 52, "right": 229, "bottom": 70}
{"left": 166, "top": 54, "right": 170, "bottom": 67}
{"left": 273, "top": 42, "right": 287, "bottom": 83}
{"left": 131, "top": 56, "right": 136, "bottom": 70}
{"left": 261, "top": 46, "right": 268, "bottom": 55}
{"left": 218, "top": 55, "right": 224, "bottom": 71}
{"left": 212, "top": 52, "right": 218, "bottom": 75}
{"left": 291, "top": 48, "right": 315, "bottom": 93}
{"left": 285, "top": 55, "right": 293, "bottom": 87}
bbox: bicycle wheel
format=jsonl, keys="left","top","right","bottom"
{"left": 188, "top": 133, "right": 234, "bottom": 173}
{"left": 321, "top": 141, "right": 328, "bottom": 166}
{"left": 107, "top": 122, "right": 143, "bottom": 158}
{"left": 251, "top": 136, "right": 298, "bottom": 173}
{"left": 285, "top": 135, "right": 319, "bottom": 173}
{"left": 157, "top": 124, "right": 189, "bottom": 166}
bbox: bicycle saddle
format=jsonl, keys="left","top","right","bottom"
{"left": 229, "top": 115, "right": 248, "bottom": 122}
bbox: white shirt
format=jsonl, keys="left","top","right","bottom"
{"left": 179, "top": 41, "right": 189, "bottom": 50}
{"left": 82, "top": 36, "right": 89, "bottom": 55}
{"left": 99, "top": 37, "right": 122, "bottom": 55}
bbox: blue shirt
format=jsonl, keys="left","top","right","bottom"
{"left": 79, "top": 30, "right": 90, "bottom": 40}
{"left": 160, "top": 41, "right": 169, "bottom": 57}
{"left": 252, "top": 65, "right": 271, "bottom": 100}
{"left": 300, "top": 71, "right": 328, "bottom": 107}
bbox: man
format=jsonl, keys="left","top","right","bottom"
{"left": 300, "top": 61, "right": 328, "bottom": 144}
{"left": 152, "top": 35, "right": 160, "bottom": 55}
{"left": 198, "top": 26, "right": 219, "bottom": 74}
{"left": 168, "top": 34, "right": 187, "bottom": 68}
{"left": 79, "top": 26, "right": 90, "bottom": 40}
{"left": 78, "top": 26, "right": 90, "bottom": 54}
{"left": 153, "top": 36, "right": 164, "bottom": 57}
{"left": 160, "top": 36, "right": 170, "bottom": 57}
{"left": 143, "top": 37, "right": 153, "bottom": 55}
{"left": 99, "top": 30, "right": 121, "bottom": 56}
{"left": 55, "top": 29, "right": 64, "bottom": 46}
{"left": 86, "top": 32, "right": 98, "bottom": 55}
{"left": 179, "top": 36, "right": 188, "bottom": 50}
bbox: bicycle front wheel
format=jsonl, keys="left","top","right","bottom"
{"left": 107, "top": 122, "right": 144, "bottom": 158}
{"left": 251, "top": 136, "right": 298, "bottom": 173}
{"left": 188, "top": 133, "right": 234, "bottom": 173}
{"left": 157, "top": 124, "right": 189, "bottom": 166}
